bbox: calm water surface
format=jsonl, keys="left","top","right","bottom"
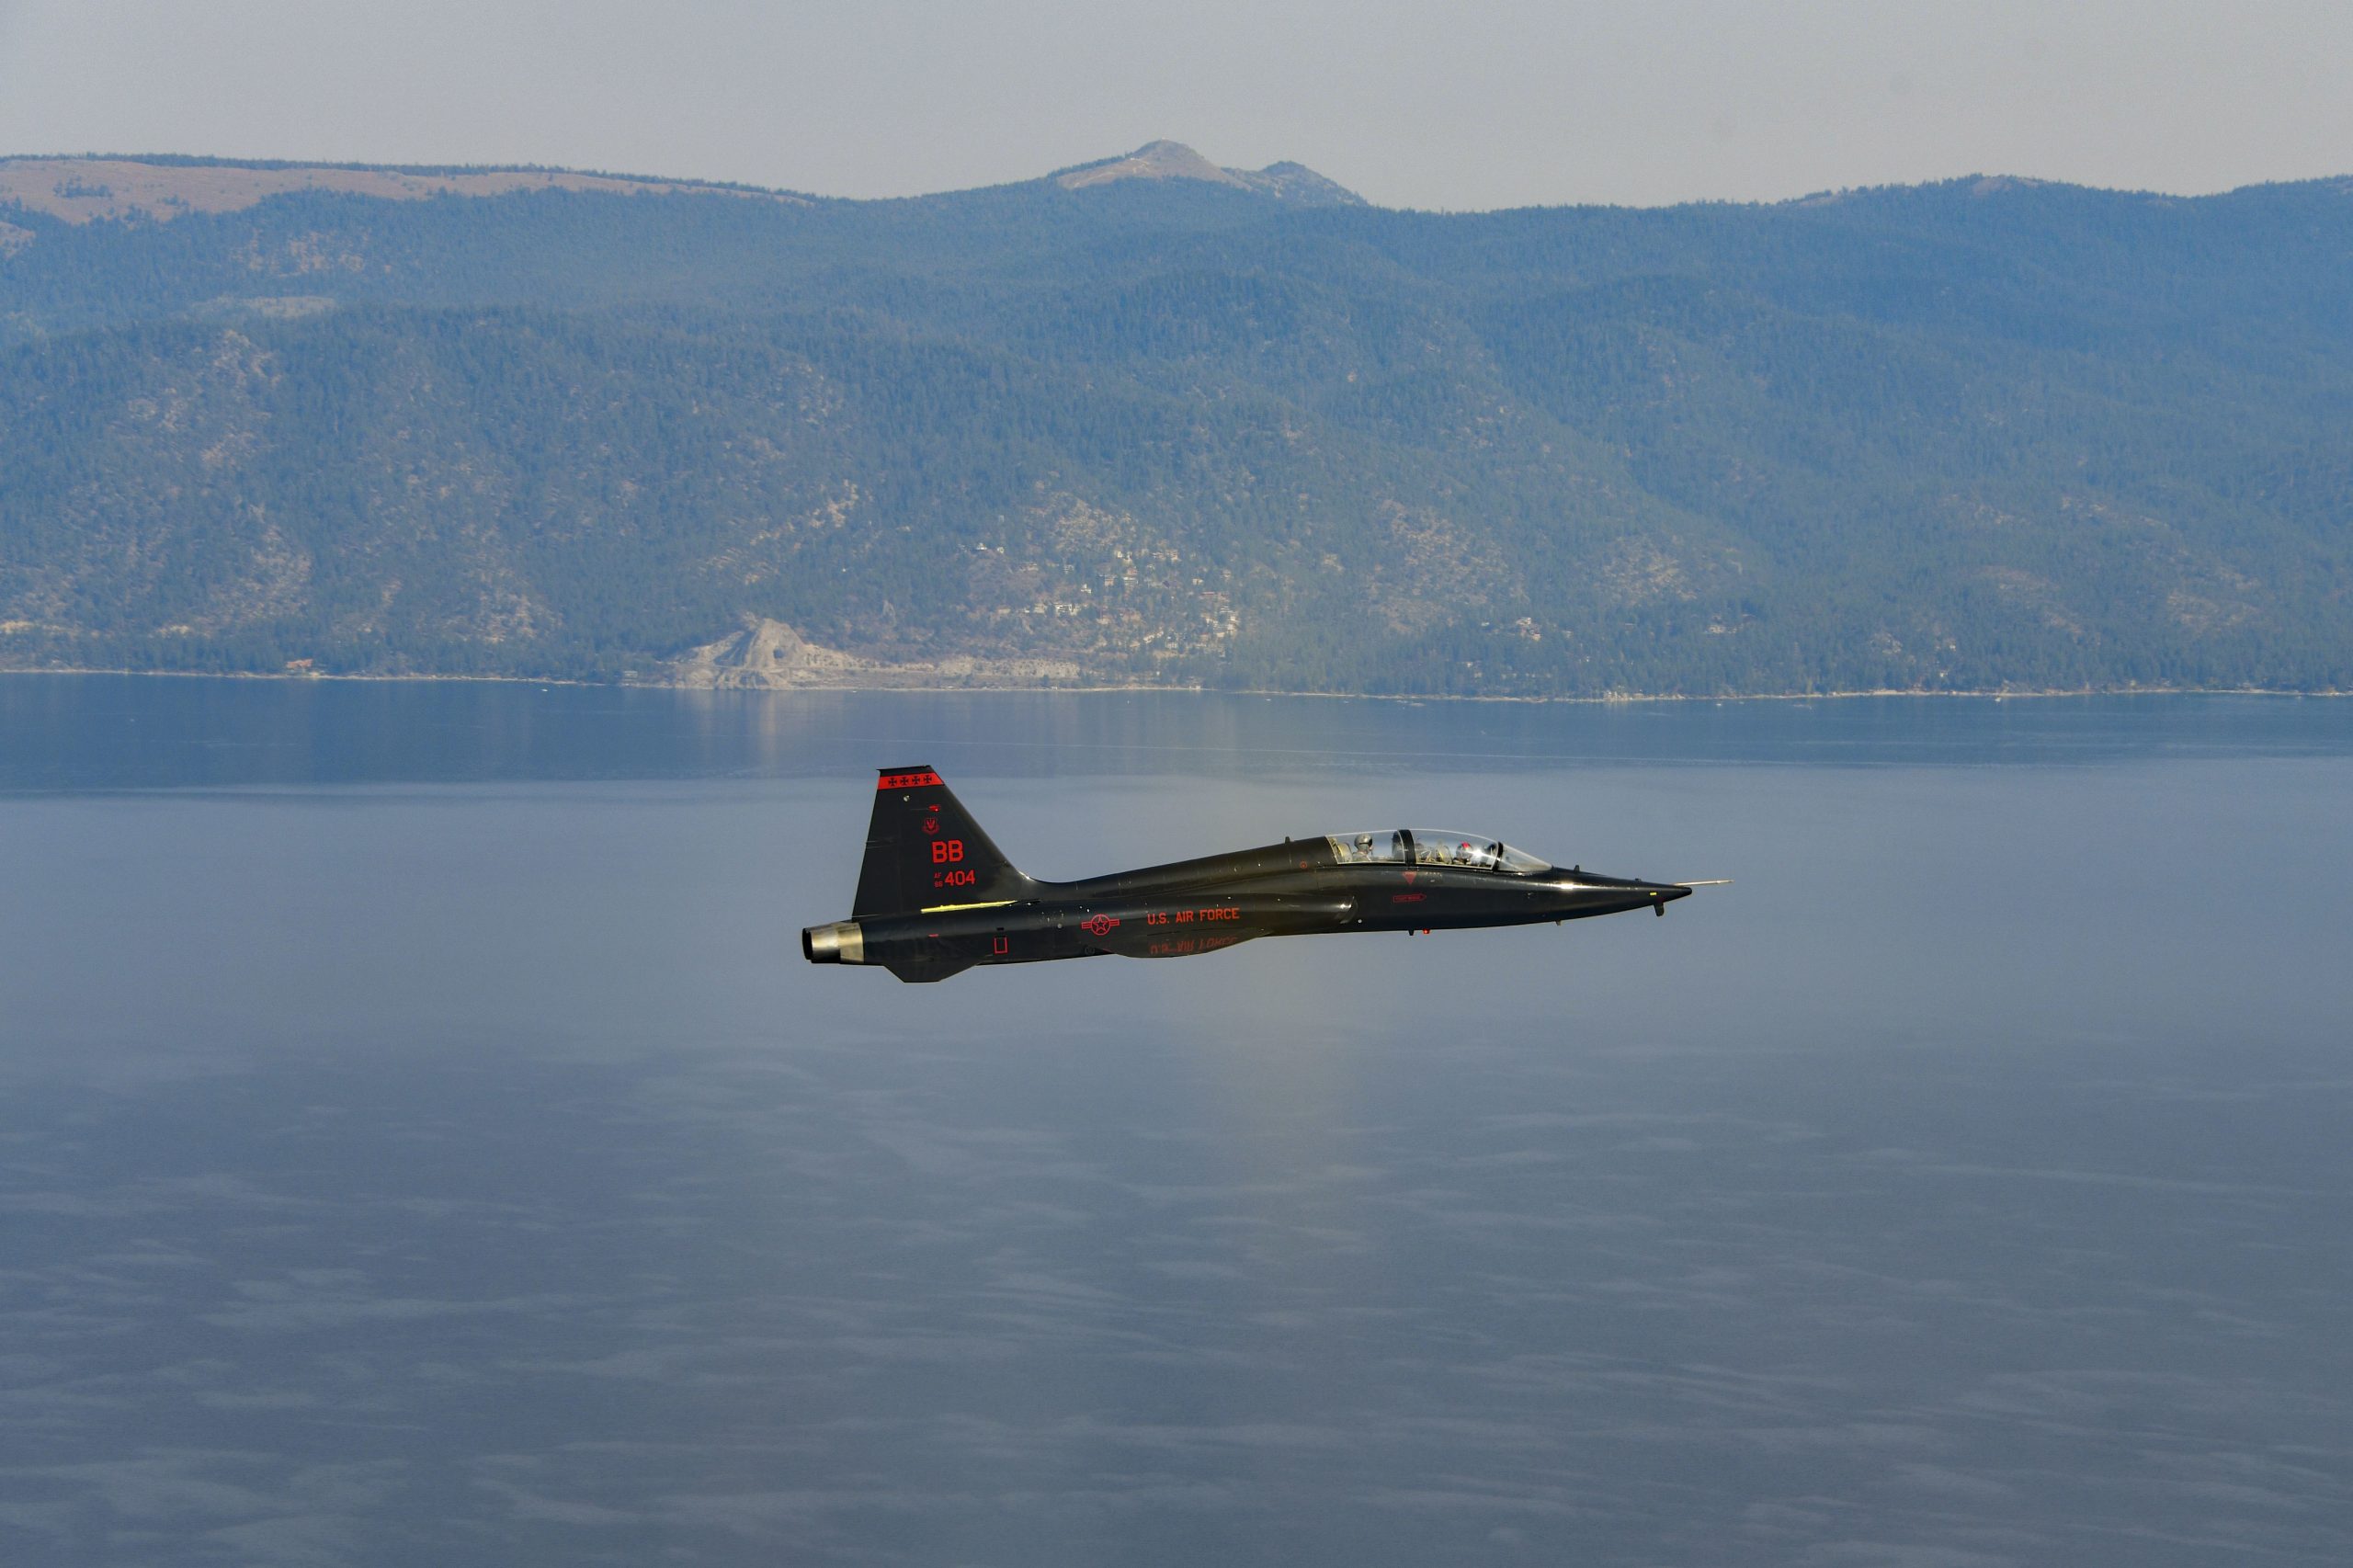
{"left": 3, "top": 678, "right": 2349, "bottom": 1566}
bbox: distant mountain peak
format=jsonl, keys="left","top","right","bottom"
{"left": 1058, "top": 140, "right": 1233, "bottom": 190}
{"left": 1053, "top": 141, "right": 1364, "bottom": 205}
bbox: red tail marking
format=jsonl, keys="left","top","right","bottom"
{"left": 878, "top": 770, "right": 944, "bottom": 790}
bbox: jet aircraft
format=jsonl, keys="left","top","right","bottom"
{"left": 803, "top": 767, "right": 1721, "bottom": 983}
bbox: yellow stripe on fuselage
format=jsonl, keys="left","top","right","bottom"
{"left": 918, "top": 899, "right": 1017, "bottom": 914}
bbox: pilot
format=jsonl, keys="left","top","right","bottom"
{"left": 1353, "top": 833, "right": 1375, "bottom": 860}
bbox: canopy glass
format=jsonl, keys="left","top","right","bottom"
{"left": 1326, "top": 830, "right": 1552, "bottom": 874}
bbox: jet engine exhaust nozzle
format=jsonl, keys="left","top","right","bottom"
{"left": 802, "top": 921, "right": 865, "bottom": 965}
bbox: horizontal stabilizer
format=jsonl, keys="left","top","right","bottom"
{"left": 886, "top": 959, "right": 973, "bottom": 984}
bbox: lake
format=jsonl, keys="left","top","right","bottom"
{"left": 3, "top": 677, "right": 2349, "bottom": 1566}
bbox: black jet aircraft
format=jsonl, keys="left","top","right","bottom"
{"left": 803, "top": 767, "right": 1721, "bottom": 983}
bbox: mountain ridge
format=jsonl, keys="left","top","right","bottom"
{"left": 3, "top": 149, "right": 2349, "bottom": 697}
{"left": 0, "top": 154, "right": 813, "bottom": 227}
{"left": 26, "top": 144, "right": 2339, "bottom": 224}
{"left": 0, "top": 140, "right": 1364, "bottom": 232}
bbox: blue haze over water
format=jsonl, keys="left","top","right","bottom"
{"left": 3, "top": 677, "right": 2350, "bottom": 1565}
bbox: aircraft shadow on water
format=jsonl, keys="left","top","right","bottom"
{"left": 804, "top": 767, "right": 1725, "bottom": 983}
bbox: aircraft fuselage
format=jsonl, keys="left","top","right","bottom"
{"left": 803, "top": 767, "right": 1702, "bottom": 983}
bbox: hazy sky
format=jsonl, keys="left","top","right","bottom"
{"left": 2, "top": 0, "right": 2347, "bottom": 210}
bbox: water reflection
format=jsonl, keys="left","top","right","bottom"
{"left": 5, "top": 676, "right": 2348, "bottom": 791}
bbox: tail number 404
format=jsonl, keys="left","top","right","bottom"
{"left": 930, "top": 837, "right": 975, "bottom": 889}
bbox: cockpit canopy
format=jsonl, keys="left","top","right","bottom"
{"left": 1326, "top": 829, "right": 1552, "bottom": 875}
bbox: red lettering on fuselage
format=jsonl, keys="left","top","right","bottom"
{"left": 1147, "top": 935, "right": 1243, "bottom": 958}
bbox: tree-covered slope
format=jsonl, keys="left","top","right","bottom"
{"left": 4, "top": 153, "right": 2349, "bottom": 694}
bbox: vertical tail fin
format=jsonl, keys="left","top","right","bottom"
{"left": 853, "top": 767, "right": 1038, "bottom": 917}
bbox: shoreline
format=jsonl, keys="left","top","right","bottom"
{"left": 3, "top": 665, "right": 2346, "bottom": 704}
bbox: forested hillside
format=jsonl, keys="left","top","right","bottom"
{"left": 5, "top": 147, "right": 2349, "bottom": 694}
